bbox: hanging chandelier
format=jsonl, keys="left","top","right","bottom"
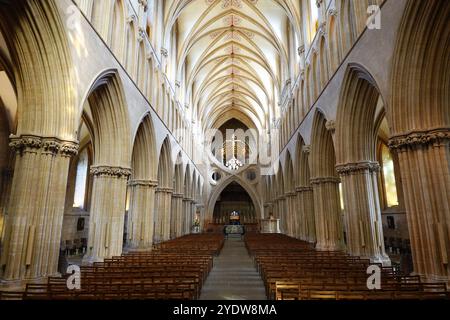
{"left": 225, "top": 157, "right": 243, "bottom": 171}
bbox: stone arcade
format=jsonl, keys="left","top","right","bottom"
{"left": 0, "top": 0, "right": 448, "bottom": 300}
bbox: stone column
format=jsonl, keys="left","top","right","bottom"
{"left": 285, "top": 192, "right": 297, "bottom": 237}
{"left": 163, "top": 188, "right": 173, "bottom": 241}
{"left": 154, "top": 187, "right": 173, "bottom": 242}
{"left": 182, "top": 197, "right": 191, "bottom": 235}
{"left": 277, "top": 196, "right": 287, "bottom": 234}
{"left": 171, "top": 193, "right": 184, "bottom": 238}
{"left": 190, "top": 199, "right": 197, "bottom": 232}
{"left": 336, "top": 161, "right": 390, "bottom": 265}
{"left": 1, "top": 136, "right": 78, "bottom": 282}
{"left": 296, "top": 186, "right": 316, "bottom": 243}
{"left": 389, "top": 129, "right": 450, "bottom": 283}
{"left": 311, "top": 177, "right": 345, "bottom": 251}
{"left": 83, "top": 166, "right": 130, "bottom": 264}
{"left": 126, "top": 179, "right": 158, "bottom": 250}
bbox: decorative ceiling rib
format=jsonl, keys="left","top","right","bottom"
{"left": 164, "top": 0, "right": 301, "bottom": 133}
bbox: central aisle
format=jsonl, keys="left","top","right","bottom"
{"left": 200, "top": 237, "right": 267, "bottom": 300}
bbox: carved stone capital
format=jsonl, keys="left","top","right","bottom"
{"left": 160, "top": 48, "right": 168, "bottom": 58}
{"left": 172, "top": 193, "right": 184, "bottom": 199}
{"left": 156, "top": 187, "right": 174, "bottom": 194}
{"left": 9, "top": 135, "right": 79, "bottom": 157}
{"left": 137, "top": 28, "right": 146, "bottom": 42}
{"left": 138, "top": 0, "right": 148, "bottom": 11}
{"left": 296, "top": 186, "right": 313, "bottom": 192}
{"left": 303, "top": 145, "right": 311, "bottom": 155}
{"left": 128, "top": 179, "right": 158, "bottom": 187}
{"left": 60, "top": 142, "right": 80, "bottom": 157}
{"left": 298, "top": 45, "right": 305, "bottom": 56}
{"left": 310, "top": 176, "right": 341, "bottom": 185}
{"left": 389, "top": 128, "right": 450, "bottom": 150}
{"left": 325, "top": 120, "right": 336, "bottom": 133}
{"left": 328, "top": 8, "right": 338, "bottom": 17}
{"left": 90, "top": 165, "right": 132, "bottom": 178}
{"left": 285, "top": 191, "right": 297, "bottom": 197}
{"left": 336, "top": 161, "right": 380, "bottom": 176}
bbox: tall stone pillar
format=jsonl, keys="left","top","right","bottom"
{"left": 280, "top": 196, "right": 288, "bottom": 234}
{"left": 336, "top": 162, "right": 390, "bottom": 265}
{"left": 182, "top": 197, "right": 191, "bottom": 235}
{"left": 296, "top": 186, "right": 316, "bottom": 243}
{"left": 389, "top": 130, "right": 450, "bottom": 283}
{"left": 163, "top": 188, "right": 173, "bottom": 241}
{"left": 285, "top": 192, "right": 297, "bottom": 237}
{"left": 1, "top": 136, "right": 78, "bottom": 282}
{"left": 83, "top": 166, "right": 130, "bottom": 264}
{"left": 171, "top": 193, "right": 184, "bottom": 238}
{"left": 154, "top": 187, "right": 173, "bottom": 242}
{"left": 311, "top": 177, "right": 345, "bottom": 251}
{"left": 190, "top": 200, "right": 197, "bottom": 232}
{"left": 126, "top": 179, "right": 158, "bottom": 250}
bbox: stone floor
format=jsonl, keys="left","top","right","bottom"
{"left": 199, "top": 236, "right": 267, "bottom": 300}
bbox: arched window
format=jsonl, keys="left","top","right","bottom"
{"left": 310, "top": 0, "right": 319, "bottom": 39}
{"left": 73, "top": 148, "right": 89, "bottom": 209}
{"left": 380, "top": 143, "right": 399, "bottom": 207}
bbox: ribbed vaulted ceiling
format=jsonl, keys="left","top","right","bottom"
{"left": 164, "top": 0, "right": 302, "bottom": 133}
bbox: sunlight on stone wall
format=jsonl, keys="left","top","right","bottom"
{"left": 73, "top": 149, "right": 88, "bottom": 208}
{"left": 381, "top": 144, "right": 399, "bottom": 207}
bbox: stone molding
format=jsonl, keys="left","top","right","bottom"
{"left": 325, "top": 120, "right": 336, "bottom": 133}
{"left": 9, "top": 135, "right": 79, "bottom": 157}
{"left": 90, "top": 165, "right": 132, "bottom": 178}
{"left": 285, "top": 191, "right": 297, "bottom": 197}
{"left": 128, "top": 179, "right": 158, "bottom": 187}
{"left": 155, "top": 187, "right": 174, "bottom": 193}
{"left": 172, "top": 193, "right": 184, "bottom": 199}
{"left": 303, "top": 145, "right": 311, "bottom": 155}
{"left": 389, "top": 128, "right": 450, "bottom": 150}
{"left": 295, "top": 186, "right": 313, "bottom": 192}
{"left": 335, "top": 161, "right": 380, "bottom": 176}
{"left": 310, "top": 176, "right": 341, "bottom": 185}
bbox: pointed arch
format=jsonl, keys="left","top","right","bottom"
{"left": 335, "top": 64, "right": 383, "bottom": 165}
{"left": 284, "top": 151, "right": 295, "bottom": 192}
{"left": 110, "top": 0, "right": 126, "bottom": 61}
{"left": 131, "top": 113, "right": 157, "bottom": 181}
{"left": 0, "top": 0, "right": 77, "bottom": 138}
{"left": 157, "top": 137, "right": 174, "bottom": 188}
{"left": 207, "top": 175, "right": 262, "bottom": 221}
{"left": 310, "top": 111, "right": 337, "bottom": 179}
{"left": 295, "top": 134, "right": 311, "bottom": 187}
{"left": 84, "top": 70, "right": 131, "bottom": 168}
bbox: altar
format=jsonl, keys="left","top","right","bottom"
{"left": 260, "top": 218, "right": 281, "bottom": 234}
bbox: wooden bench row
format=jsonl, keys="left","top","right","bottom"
{"left": 0, "top": 234, "right": 225, "bottom": 300}
{"left": 245, "top": 233, "right": 449, "bottom": 300}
